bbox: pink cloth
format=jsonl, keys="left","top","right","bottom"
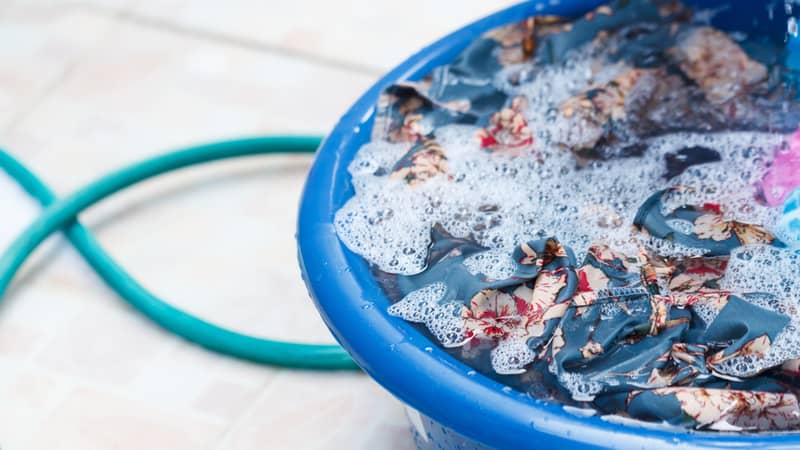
{"left": 761, "top": 128, "right": 800, "bottom": 206}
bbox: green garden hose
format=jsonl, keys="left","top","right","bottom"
{"left": 0, "top": 136, "right": 359, "bottom": 370}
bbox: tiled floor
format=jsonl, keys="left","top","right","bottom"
{"left": 0, "top": 1, "right": 518, "bottom": 449}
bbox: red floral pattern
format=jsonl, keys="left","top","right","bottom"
{"left": 477, "top": 97, "right": 534, "bottom": 154}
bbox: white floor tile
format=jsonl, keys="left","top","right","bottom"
{"left": 125, "top": 0, "right": 521, "bottom": 72}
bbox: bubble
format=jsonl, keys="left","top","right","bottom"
{"left": 556, "top": 369, "right": 603, "bottom": 402}
{"left": 491, "top": 338, "right": 536, "bottom": 375}
{"left": 339, "top": 128, "right": 780, "bottom": 271}
{"left": 463, "top": 249, "right": 516, "bottom": 280}
{"left": 666, "top": 219, "right": 695, "bottom": 235}
{"left": 715, "top": 245, "right": 800, "bottom": 377}
{"left": 388, "top": 283, "right": 446, "bottom": 320}
{"left": 388, "top": 283, "right": 471, "bottom": 349}
{"left": 334, "top": 24, "right": 791, "bottom": 381}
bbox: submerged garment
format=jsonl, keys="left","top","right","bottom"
{"left": 390, "top": 233, "right": 799, "bottom": 430}
{"left": 372, "top": 0, "right": 800, "bottom": 432}
{"left": 389, "top": 228, "right": 578, "bottom": 355}
{"left": 596, "top": 387, "right": 800, "bottom": 430}
{"left": 663, "top": 146, "right": 721, "bottom": 180}
{"left": 371, "top": 0, "right": 800, "bottom": 166}
{"left": 634, "top": 189, "right": 781, "bottom": 256}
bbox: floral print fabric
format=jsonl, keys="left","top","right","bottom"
{"left": 392, "top": 231, "right": 797, "bottom": 429}
{"left": 368, "top": 0, "right": 800, "bottom": 431}
{"left": 634, "top": 189, "right": 781, "bottom": 256}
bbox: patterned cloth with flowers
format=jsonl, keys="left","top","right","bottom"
{"left": 370, "top": 0, "right": 800, "bottom": 432}
{"left": 389, "top": 227, "right": 798, "bottom": 430}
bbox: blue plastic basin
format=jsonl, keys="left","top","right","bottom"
{"left": 296, "top": 1, "right": 800, "bottom": 448}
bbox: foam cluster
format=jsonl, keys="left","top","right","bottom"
{"left": 387, "top": 283, "right": 468, "bottom": 348}
{"left": 491, "top": 338, "right": 537, "bottom": 376}
{"left": 334, "top": 16, "right": 795, "bottom": 386}
{"left": 335, "top": 67, "right": 784, "bottom": 273}
{"left": 555, "top": 366, "right": 604, "bottom": 402}
{"left": 718, "top": 245, "right": 800, "bottom": 376}
{"left": 658, "top": 134, "right": 783, "bottom": 226}
{"left": 335, "top": 24, "right": 788, "bottom": 273}
{"left": 463, "top": 249, "right": 517, "bottom": 281}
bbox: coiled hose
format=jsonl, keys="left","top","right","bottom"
{"left": 0, "top": 136, "right": 359, "bottom": 370}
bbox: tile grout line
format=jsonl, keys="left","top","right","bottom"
{"left": 80, "top": 3, "right": 386, "bottom": 78}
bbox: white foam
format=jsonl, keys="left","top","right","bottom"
{"left": 692, "top": 302, "right": 722, "bottom": 326}
{"left": 387, "top": 282, "right": 448, "bottom": 323}
{"left": 463, "top": 249, "right": 516, "bottom": 280}
{"left": 491, "top": 337, "right": 537, "bottom": 375}
{"left": 387, "top": 282, "right": 474, "bottom": 348}
{"left": 556, "top": 368, "right": 603, "bottom": 402}
{"left": 338, "top": 126, "right": 781, "bottom": 275}
{"left": 336, "top": 97, "right": 783, "bottom": 274}
{"left": 716, "top": 245, "right": 800, "bottom": 377}
{"left": 335, "top": 24, "right": 792, "bottom": 378}
{"left": 657, "top": 133, "right": 783, "bottom": 225}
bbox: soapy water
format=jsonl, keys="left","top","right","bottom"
{"left": 336, "top": 16, "right": 791, "bottom": 273}
{"left": 335, "top": 0, "right": 800, "bottom": 432}
{"left": 337, "top": 72, "right": 786, "bottom": 273}
{"left": 718, "top": 245, "right": 800, "bottom": 377}
{"left": 338, "top": 100, "right": 785, "bottom": 275}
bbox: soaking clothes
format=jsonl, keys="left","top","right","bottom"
{"left": 634, "top": 189, "right": 782, "bottom": 256}
{"left": 389, "top": 231, "right": 799, "bottom": 430}
{"left": 372, "top": 0, "right": 800, "bottom": 166}
{"left": 367, "top": 0, "right": 800, "bottom": 432}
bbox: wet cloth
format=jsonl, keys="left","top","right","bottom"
{"left": 369, "top": 0, "right": 800, "bottom": 431}
{"left": 371, "top": 0, "right": 800, "bottom": 161}
{"left": 633, "top": 189, "right": 781, "bottom": 256}
{"left": 390, "top": 231, "right": 798, "bottom": 430}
